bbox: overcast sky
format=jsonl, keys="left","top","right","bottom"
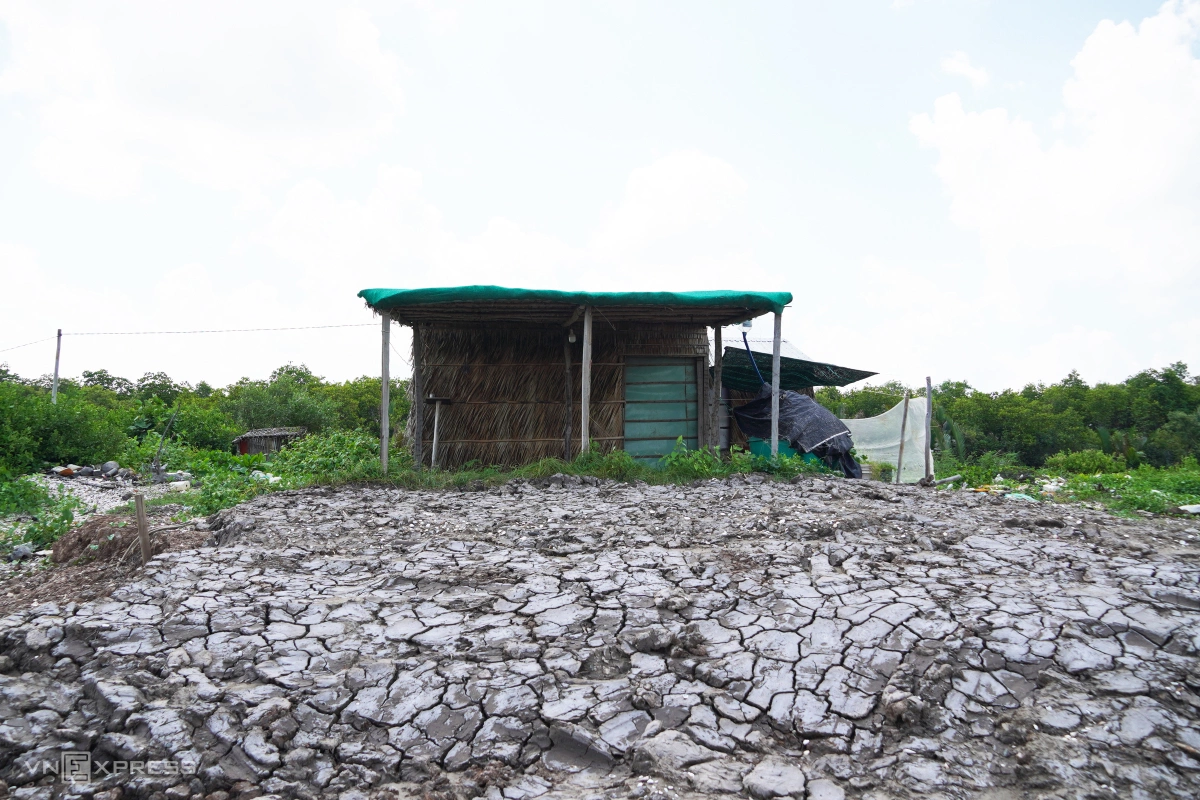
{"left": 1, "top": 0, "right": 1196, "bottom": 392}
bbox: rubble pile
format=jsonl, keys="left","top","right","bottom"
{"left": 1, "top": 475, "right": 1198, "bottom": 799}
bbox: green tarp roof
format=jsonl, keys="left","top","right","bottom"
{"left": 720, "top": 346, "right": 876, "bottom": 391}
{"left": 359, "top": 286, "right": 792, "bottom": 315}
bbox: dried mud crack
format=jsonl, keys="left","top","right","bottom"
{"left": 2, "top": 475, "right": 1199, "bottom": 800}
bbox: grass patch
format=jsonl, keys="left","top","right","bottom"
{"left": 0, "top": 476, "right": 85, "bottom": 551}
{"left": 1052, "top": 459, "right": 1200, "bottom": 515}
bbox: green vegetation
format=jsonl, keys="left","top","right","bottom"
{"left": 0, "top": 477, "right": 84, "bottom": 550}
{"left": 2, "top": 359, "right": 1199, "bottom": 552}
{"left": 0, "top": 363, "right": 407, "bottom": 551}
{"left": 822, "top": 363, "right": 1200, "bottom": 515}
{"left": 1055, "top": 460, "right": 1200, "bottom": 515}
{"left": 819, "top": 363, "right": 1200, "bottom": 468}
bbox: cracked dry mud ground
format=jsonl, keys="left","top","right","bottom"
{"left": 2, "top": 476, "right": 1200, "bottom": 800}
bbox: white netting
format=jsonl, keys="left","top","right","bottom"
{"left": 842, "top": 397, "right": 931, "bottom": 484}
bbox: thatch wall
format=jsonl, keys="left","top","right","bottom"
{"left": 407, "top": 324, "right": 708, "bottom": 469}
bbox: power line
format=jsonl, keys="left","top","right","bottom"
{"left": 66, "top": 323, "right": 375, "bottom": 336}
{"left": 0, "top": 336, "right": 56, "bottom": 354}
{"left": 2, "top": 322, "right": 377, "bottom": 359}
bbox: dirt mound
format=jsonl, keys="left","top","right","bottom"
{"left": 2, "top": 512, "right": 208, "bottom": 616}
{"left": 51, "top": 514, "right": 146, "bottom": 564}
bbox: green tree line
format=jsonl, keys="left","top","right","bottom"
{"left": 0, "top": 363, "right": 408, "bottom": 476}
{"left": 3, "top": 360, "right": 1198, "bottom": 478}
{"left": 817, "top": 362, "right": 1200, "bottom": 468}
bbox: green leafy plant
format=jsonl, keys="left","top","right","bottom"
{"left": 0, "top": 477, "right": 84, "bottom": 550}
{"left": 1044, "top": 449, "right": 1126, "bottom": 475}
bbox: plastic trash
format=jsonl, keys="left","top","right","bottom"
{"left": 1004, "top": 493, "right": 1039, "bottom": 502}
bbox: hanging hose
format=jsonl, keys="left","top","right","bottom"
{"left": 742, "top": 331, "right": 766, "bottom": 386}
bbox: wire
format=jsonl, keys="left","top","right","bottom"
{"left": 66, "top": 323, "right": 375, "bottom": 336}
{"left": 0, "top": 336, "right": 56, "bottom": 354}
{"left": 390, "top": 342, "right": 412, "bottom": 367}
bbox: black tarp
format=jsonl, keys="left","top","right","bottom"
{"left": 732, "top": 386, "right": 861, "bottom": 478}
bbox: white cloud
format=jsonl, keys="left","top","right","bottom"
{"left": 263, "top": 150, "right": 775, "bottom": 302}
{"left": 592, "top": 150, "right": 748, "bottom": 254}
{"left": 940, "top": 51, "right": 990, "bottom": 88}
{"left": 910, "top": 0, "right": 1200, "bottom": 385}
{"left": 0, "top": 1, "right": 404, "bottom": 199}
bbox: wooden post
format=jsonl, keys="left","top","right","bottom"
{"left": 770, "top": 312, "right": 782, "bottom": 459}
{"left": 431, "top": 401, "right": 442, "bottom": 469}
{"left": 713, "top": 326, "right": 723, "bottom": 455}
{"left": 380, "top": 314, "right": 390, "bottom": 475}
{"left": 412, "top": 323, "right": 424, "bottom": 471}
{"left": 581, "top": 307, "right": 592, "bottom": 453}
{"left": 135, "top": 493, "right": 152, "bottom": 566}
{"left": 695, "top": 356, "right": 706, "bottom": 449}
{"left": 51, "top": 329, "right": 62, "bottom": 405}
{"left": 924, "top": 376, "right": 934, "bottom": 481}
{"left": 563, "top": 333, "right": 573, "bottom": 461}
{"left": 896, "top": 392, "right": 910, "bottom": 484}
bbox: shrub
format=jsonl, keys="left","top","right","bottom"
{"left": 221, "top": 375, "right": 339, "bottom": 434}
{"left": 0, "top": 477, "right": 84, "bottom": 550}
{"left": 661, "top": 441, "right": 725, "bottom": 482}
{"left": 174, "top": 399, "right": 240, "bottom": 451}
{"left": 1044, "top": 448, "right": 1125, "bottom": 475}
{"left": 0, "top": 381, "right": 131, "bottom": 473}
{"left": 272, "top": 430, "right": 381, "bottom": 484}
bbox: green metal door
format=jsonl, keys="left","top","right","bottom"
{"left": 624, "top": 357, "right": 698, "bottom": 462}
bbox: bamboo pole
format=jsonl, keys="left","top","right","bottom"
{"left": 770, "top": 312, "right": 782, "bottom": 459}
{"left": 380, "top": 314, "right": 390, "bottom": 475}
{"left": 924, "top": 376, "right": 933, "bottom": 482}
{"left": 431, "top": 401, "right": 442, "bottom": 468}
{"left": 712, "top": 326, "right": 722, "bottom": 453}
{"left": 135, "top": 493, "right": 152, "bottom": 566}
{"left": 412, "top": 323, "right": 424, "bottom": 471}
{"left": 51, "top": 329, "right": 61, "bottom": 405}
{"left": 895, "top": 392, "right": 910, "bottom": 484}
{"left": 581, "top": 307, "right": 592, "bottom": 453}
{"left": 563, "top": 333, "right": 573, "bottom": 461}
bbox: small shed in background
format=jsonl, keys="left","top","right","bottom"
{"left": 359, "top": 286, "right": 793, "bottom": 472}
{"left": 233, "top": 427, "right": 307, "bottom": 456}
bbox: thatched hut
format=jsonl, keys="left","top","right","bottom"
{"left": 358, "top": 286, "right": 792, "bottom": 471}
{"left": 232, "top": 427, "right": 307, "bottom": 456}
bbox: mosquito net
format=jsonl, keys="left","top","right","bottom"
{"left": 842, "top": 397, "right": 931, "bottom": 484}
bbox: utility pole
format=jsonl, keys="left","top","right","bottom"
{"left": 51, "top": 329, "right": 62, "bottom": 404}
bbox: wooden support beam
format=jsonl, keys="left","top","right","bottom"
{"left": 770, "top": 312, "right": 782, "bottom": 459}
{"left": 581, "top": 306, "right": 593, "bottom": 453}
{"left": 431, "top": 401, "right": 442, "bottom": 468}
{"left": 925, "top": 376, "right": 934, "bottom": 481}
{"left": 51, "top": 328, "right": 61, "bottom": 405}
{"left": 696, "top": 355, "right": 706, "bottom": 449}
{"left": 563, "top": 333, "right": 573, "bottom": 461}
{"left": 412, "top": 323, "right": 424, "bottom": 471}
{"left": 562, "top": 305, "right": 586, "bottom": 328}
{"left": 380, "top": 313, "right": 390, "bottom": 475}
{"left": 712, "top": 326, "right": 722, "bottom": 453}
{"left": 135, "top": 493, "right": 151, "bottom": 566}
{"left": 896, "top": 392, "right": 911, "bottom": 484}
